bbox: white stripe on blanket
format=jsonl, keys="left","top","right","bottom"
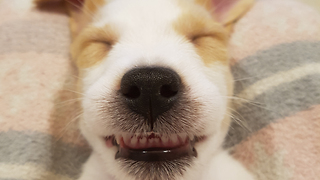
{"left": 235, "top": 63, "right": 320, "bottom": 108}
{"left": 0, "top": 163, "right": 73, "bottom": 180}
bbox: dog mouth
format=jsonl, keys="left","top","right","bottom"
{"left": 105, "top": 133, "right": 205, "bottom": 161}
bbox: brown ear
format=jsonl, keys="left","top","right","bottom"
{"left": 66, "top": 0, "right": 107, "bottom": 39}
{"left": 34, "top": 0, "right": 101, "bottom": 39}
{"left": 196, "top": 0, "right": 254, "bottom": 32}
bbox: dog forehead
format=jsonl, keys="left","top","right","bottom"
{"left": 93, "top": 0, "right": 182, "bottom": 31}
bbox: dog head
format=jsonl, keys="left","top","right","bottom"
{"left": 37, "top": 0, "right": 253, "bottom": 179}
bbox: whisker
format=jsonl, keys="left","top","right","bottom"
{"left": 233, "top": 97, "right": 274, "bottom": 112}
{"left": 233, "top": 76, "right": 261, "bottom": 82}
{"left": 64, "top": 89, "right": 86, "bottom": 96}
{"left": 223, "top": 95, "right": 273, "bottom": 111}
{"left": 226, "top": 108, "right": 251, "bottom": 133}
{"left": 55, "top": 110, "right": 84, "bottom": 143}
{"left": 56, "top": 98, "right": 83, "bottom": 107}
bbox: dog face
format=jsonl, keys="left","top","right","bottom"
{"left": 67, "top": 0, "right": 253, "bottom": 179}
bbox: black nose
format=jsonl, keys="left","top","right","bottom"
{"left": 120, "top": 67, "right": 181, "bottom": 129}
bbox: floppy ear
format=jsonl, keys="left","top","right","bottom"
{"left": 196, "top": 0, "right": 254, "bottom": 32}
{"left": 34, "top": 0, "right": 103, "bottom": 39}
{"left": 34, "top": 0, "right": 84, "bottom": 38}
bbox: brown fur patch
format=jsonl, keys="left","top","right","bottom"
{"left": 83, "top": 0, "right": 106, "bottom": 15}
{"left": 66, "top": 0, "right": 107, "bottom": 39}
{"left": 173, "top": 9, "right": 229, "bottom": 66}
{"left": 71, "top": 25, "right": 118, "bottom": 68}
{"left": 192, "top": 0, "right": 255, "bottom": 33}
{"left": 194, "top": 0, "right": 213, "bottom": 11}
{"left": 223, "top": 0, "right": 255, "bottom": 31}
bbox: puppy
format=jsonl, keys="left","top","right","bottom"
{"left": 37, "top": 0, "right": 255, "bottom": 179}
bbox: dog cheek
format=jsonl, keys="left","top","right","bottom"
{"left": 196, "top": 77, "right": 229, "bottom": 135}
{"left": 76, "top": 42, "right": 111, "bottom": 68}
{"left": 80, "top": 93, "right": 110, "bottom": 137}
{"left": 193, "top": 36, "right": 228, "bottom": 66}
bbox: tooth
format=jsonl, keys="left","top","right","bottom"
{"left": 140, "top": 136, "right": 147, "bottom": 146}
{"left": 162, "top": 135, "right": 169, "bottom": 144}
{"left": 123, "top": 133, "right": 131, "bottom": 144}
{"left": 131, "top": 135, "right": 138, "bottom": 145}
{"left": 178, "top": 133, "right": 187, "bottom": 143}
{"left": 154, "top": 137, "right": 159, "bottom": 144}
{"left": 171, "top": 134, "right": 178, "bottom": 145}
{"left": 115, "top": 135, "right": 121, "bottom": 144}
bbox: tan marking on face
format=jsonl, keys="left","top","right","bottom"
{"left": 194, "top": 0, "right": 212, "bottom": 11}
{"left": 173, "top": 10, "right": 229, "bottom": 66}
{"left": 83, "top": 0, "right": 107, "bottom": 15}
{"left": 66, "top": 0, "right": 107, "bottom": 39}
{"left": 71, "top": 25, "right": 118, "bottom": 68}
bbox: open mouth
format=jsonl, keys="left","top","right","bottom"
{"left": 105, "top": 133, "right": 204, "bottom": 161}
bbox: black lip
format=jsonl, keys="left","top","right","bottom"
{"left": 114, "top": 139, "right": 197, "bottom": 161}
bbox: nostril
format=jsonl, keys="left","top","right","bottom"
{"left": 120, "top": 67, "right": 181, "bottom": 126}
{"left": 160, "top": 85, "right": 178, "bottom": 98}
{"left": 122, "top": 86, "right": 140, "bottom": 99}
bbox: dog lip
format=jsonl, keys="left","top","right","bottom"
{"left": 104, "top": 133, "right": 204, "bottom": 161}
{"left": 115, "top": 140, "right": 197, "bottom": 161}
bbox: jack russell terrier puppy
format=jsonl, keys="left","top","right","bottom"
{"left": 36, "top": 0, "right": 255, "bottom": 179}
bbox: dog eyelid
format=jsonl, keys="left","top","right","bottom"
{"left": 191, "top": 34, "right": 214, "bottom": 41}
{"left": 95, "top": 40, "right": 113, "bottom": 46}
{"left": 190, "top": 33, "right": 216, "bottom": 45}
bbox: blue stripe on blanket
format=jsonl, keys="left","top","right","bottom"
{"left": 224, "top": 74, "right": 320, "bottom": 148}
{"left": 0, "top": 130, "right": 90, "bottom": 178}
{"left": 232, "top": 41, "right": 320, "bottom": 95}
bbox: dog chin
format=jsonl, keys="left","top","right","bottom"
{"left": 81, "top": 122, "right": 223, "bottom": 180}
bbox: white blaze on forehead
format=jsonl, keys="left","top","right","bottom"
{"left": 93, "top": 0, "right": 182, "bottom": 34}
{"left": 80, "top": 0, "right": 228, "bottom": 134}
{"left": 82, "top": 0, "right": 193, "bottom": 92}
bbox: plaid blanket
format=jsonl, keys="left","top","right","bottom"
{"left": 226, "top": 0, "right": 320, "bottom": 179}
{"left": 0, "top": 0, "right": 319, "bottom": 179}
{"left": 0, "top": 0, "right": 89, "bottom": 179}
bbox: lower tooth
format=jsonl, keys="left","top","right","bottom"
{"left": 171, "top": 135, "right": 178, "bottom": 144}
{"left": 179, "top": 133, "right": 187, "bottom": 141}
{"left": 131, "top": 136, "right": 138, "bottom": 145}
{"left": 115, "top": 135, "right": 121, "bottom": 144}
{"left": 140, "top": 137, "right": 147, "bottom": 145}
{"left": 162, "top": 135, "right": 169, "bottom": 144}
{"left": 123, "top": 134, "right": 131, "bottom": 144}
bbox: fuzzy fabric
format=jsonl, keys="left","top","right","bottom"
{"left": 226, "top": 0, "right": 320, "bottom": 179}
{"left": 0, "top": 0, "right": 89, "bottom": 180}
{"left": 0, "top": 0, "right": 319, "bottom": 180}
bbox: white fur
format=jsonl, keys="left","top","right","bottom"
{"left": 77, "top": 0, "right": 254, "bottom": 179}
{"left": 79, "top": 150, "right": 254, "bottom": 180}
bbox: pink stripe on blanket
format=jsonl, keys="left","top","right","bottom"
{"left": 0, "top": 0, "right": 68, "bottom": 26}
{"left": 0, "top": 52, "right": 84, "bottom": 145}
{"left": 229, "top": 0, "right": 320, "bottom": 63}
{"left": 232, "top": 105, "right": 320, "bottom": 180}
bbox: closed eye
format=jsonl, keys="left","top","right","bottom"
{"left": 190, "top": 34, "right": 215, "bottom": 44}
{"left": 71, "top": 25, "right": 118, "bottom": 68}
